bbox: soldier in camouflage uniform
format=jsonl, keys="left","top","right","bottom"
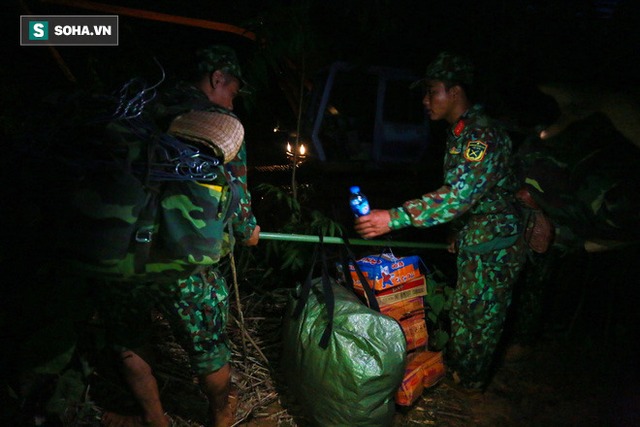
{"left": 101, "top": 45, "right": 259, "bottom": 427}
{"left": 355, "top": 52, "right": 526, "bottom": 390}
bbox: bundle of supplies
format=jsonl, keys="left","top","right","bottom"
{"left": 349, "top": 253, "right": 428, "bottom": 351}
{"left": 348, "top": 252, "right": 446, "bottom": 406}
{"left": 395, "top": 350, "right": 446, "bottom": 406}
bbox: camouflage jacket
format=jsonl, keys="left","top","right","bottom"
{"left": 159, "top": 83, "right": 258, "bottom": 255}
{"left": 389, "top": 104, "right": 522, "bottom": 250}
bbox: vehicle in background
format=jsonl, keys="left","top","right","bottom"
{"left": 303, "top": 61, "right": 429, "bottom": 166}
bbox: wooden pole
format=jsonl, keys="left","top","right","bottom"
{"left": 40, "top": 0, "right": 257, "bottom": 41}
{"left": 21, "top": 0, "right": 77, "bottom": 83}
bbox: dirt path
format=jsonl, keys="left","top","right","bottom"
{"left": 93, "top": 292, "right": 639, "bottom": 427}
{"left": 26, "top": 275, "right": 639, "bottom": 427}
{"left": 231, "top": 331, "right": 639, "bottom": 427}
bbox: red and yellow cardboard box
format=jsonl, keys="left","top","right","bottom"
{"left": 395, "top": 350, "right": 446, "bottom": 406}
{"left": 352, "top": 270, "right": 429, "bottom": 352}
{"left": 400, "top": 313, "right": 428, "bottom": 351}
{"left": 379, "top": 296, "right": 424, "bottom": 321}
{"left": 355, "top": 275, "right": 427, "bottom": 307}
{"left": 349, "top": 253, "right": 445, "bottom": 406}
{"left": 421, "top": 350, "right": 446, "bottom": 388}
{"left": 350, "top": 254, "right": 422, "bottom": 291}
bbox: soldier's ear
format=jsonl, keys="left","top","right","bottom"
{"left": 449, "top": 85, "right": 462, "bottom": 98}
{"left": 209, "top": 70, "right": 222, "bottom": 89}
{"left": 213, "top": 70, "right": 227, "bottom": 86}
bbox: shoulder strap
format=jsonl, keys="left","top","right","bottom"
{"left": 340, "top": 234, "right": 380, "bottom": 312}
{"left": 292, "top": 232, "right": 335, "bottom": 349}
{"left": 133, "top": 188, "right": 159, "bottom": 274}
{"left": 222, "top": 165, "right": 242, "bottom": 225}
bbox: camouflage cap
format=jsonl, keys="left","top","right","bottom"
{"left": 410, "top": 51, "right": 474, "bottom": 89}
{"left": 196, "top": 45, "right": 251, "bottom": 93}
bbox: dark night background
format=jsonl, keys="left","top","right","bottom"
{"left": 1, "top": 0, "right": 640, "bottom": 425}
{"left": 4, "top": 0, "right": 640, "bottom": 228}
{"left": 4, "top": 0, "right": 640, "bottom": 124}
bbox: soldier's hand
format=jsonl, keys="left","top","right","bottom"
{"left": 354, "top": 209, "right": 391, "bottom": 239}
{"left": 244, "top": 225, "right": 260, "bottom": 246}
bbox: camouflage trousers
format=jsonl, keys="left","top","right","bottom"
{"left": 94, "top": 268, "right": 230, "bottom": 375}
{"left": 447, "top": 237, "right": 527, "bottom": 388}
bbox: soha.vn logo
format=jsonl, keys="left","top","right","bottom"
{"left": 53, "top": 24, "right": 113, "bottom": 36}
{"left": 29, "top": 21, "right": 48, "bottom": 40}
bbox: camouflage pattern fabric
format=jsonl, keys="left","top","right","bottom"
{"left": 222, "top": 142, "right": 258, "bottom": 255}
{"left": 448, "top": 238, "right": 527, "bottom": 388}
{"left": 62, "top": 163, "right": 234, "bottom": 284}
{"left": 49, "top": 82, "right": 250, "bottom": 284}
{"left": 159, "top": 82, "right": 257, "bottom": 253}
{"left": 411, "top": 51, "right": 474, "bottom": 89}
{"left": 76, "top": 80, "right": 255, "bottom": 374}
{"left": 196, "top": 45, "right": 244, "bottom": 79}
{"left": 157, "top": 179, "right": 234, "bottom": 267}
{"left": 389, "top": 104, "right": 522, "bottom": 249}
{"left": 196, "top": 44, "right": 250, "bottom": 94}
{"left": 94, "top": 268, "right": 230, "bottom": 375}
{"left": 388, "top": 104, "right": 525, "bottom": 388}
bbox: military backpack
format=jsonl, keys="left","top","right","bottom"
{"left": 38, "top": 77, "right": 243, "bottom": 283}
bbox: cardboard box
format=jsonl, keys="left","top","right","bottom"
{"left": 395, "top": 350, "right": 446, "bottom": 406}
{"left": 400, "top": 313, "right": 428, "bottom": 351}
{"left": 355, "top": 275, "right": 427, "bottom": 307}
{"left": 379, "top": 296, "right": 424, "bottom": 321}
{"left": 350, "top": 254, "right": 422, "bottom": 291}
{"left": 376, "top": 276, "right": 427, "bottom": 306}
{"left": 395, "top": 351, "right": 425, "bottom": 406}
{"left": 421, "top": 351, "right": 446, "bottom": 388}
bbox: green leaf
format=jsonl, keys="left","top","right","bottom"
{"left": 45, "top": 368, "right": 86, "bottom": 415}
{"left": 427, "top": 311, "right": 438, "bottom": 323}
{"left": 426, "top": 294, "right": 445, "bottom": 317}
{"left": 20, "top": 319, "right": 78, "bottom": 374}
{"left": 431, "top": 330, "right": 450, "bottom": 351}
{"left": 33, "top": 344, "right": 76, "bottom": 375}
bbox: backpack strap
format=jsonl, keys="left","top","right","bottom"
{"left": 222, "top": 166, "right": 242, "bottom": 226}
{"left": 132, "top": 130, "right": 162, "bottom": 275}
{"left": 292, "top": 232, "right": 335, "bottom": 349}
{"left": 317, "top": 233, "right": 335, "bottom": 348}
{"left": 340, "top": 234, "right": 380, "bottom": 312}
{"left": 133, "top": 189, "right": 159, "bottom": 274}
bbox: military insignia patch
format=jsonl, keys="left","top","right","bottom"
{"left": 453, "top": 120, "right": 465, "bottom": 136}
{"left": 464, "top": 140, "right": 488, "bottom": 162}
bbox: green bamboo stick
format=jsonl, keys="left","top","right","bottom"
{"left": 259, "top": 232, "right": 448, "bottom": 250}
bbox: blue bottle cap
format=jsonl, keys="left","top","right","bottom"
{"left": 350, "top": 186, "right": 360, "bottom": 193}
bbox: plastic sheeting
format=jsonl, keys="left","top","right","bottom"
{"left": 282, "top": 278, "right": 406, "bottom": 427}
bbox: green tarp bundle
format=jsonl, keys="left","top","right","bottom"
{"left": 281, "top": 277, "right": 406, "bottom": 427}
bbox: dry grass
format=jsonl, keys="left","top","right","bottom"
{"left": 41, "top": 279, "right": 636, "bottom": 427}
